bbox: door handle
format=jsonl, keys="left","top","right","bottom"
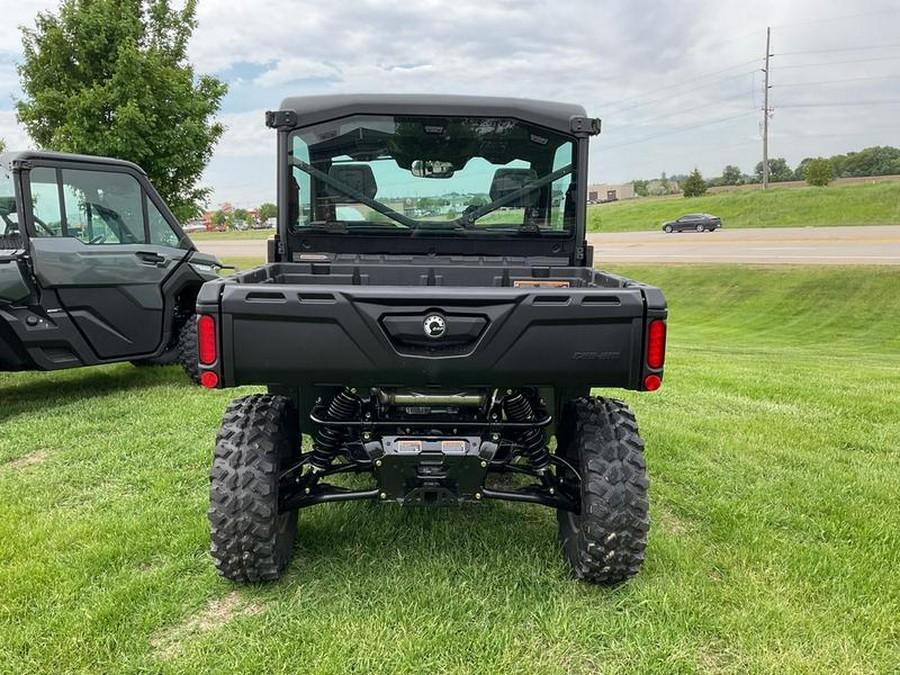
{"left": 136, "top": 251, "right": 167, "bottom": 265}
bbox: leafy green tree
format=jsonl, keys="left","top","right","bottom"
{"left": 754, "top": 158, "right": 793, "bottom": 182}
{"left": 232, "top": 208, "right": 249, "bottom": 224}
{"left": 257, "top": 202, "right": 277, "bottom": 221}
{"left": 17, "top": 0, "right": 227, "bottom": 221}
{"left": 805, "top": 158, "right": 835, "bottom": 187}
{"left": 721, "top": 165, "right": 743, "bottom": 185}
{"left": 682, "top": 168, "right": 708, "bottom": 197}
{"left": 839, "top": 146, "right": 900, "bottom": 177}
{"left": 632, "top": 179, "right": 649, "bottom": 197}
{"left": 211, "top": 210, "right": 229, "bottom": 228}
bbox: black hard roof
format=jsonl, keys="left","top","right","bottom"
{"left": 277, "top": 94, "right": 590, "bottom": 134}
{"left": 0, "top": 150, "right": 145, "bottom": 174}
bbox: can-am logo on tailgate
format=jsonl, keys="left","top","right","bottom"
{"left": 424, "top": 315, "right": 446, "bottom": 339}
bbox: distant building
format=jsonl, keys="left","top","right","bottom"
{"left": 587, "top": 183, "right": 635, "bottom": 203}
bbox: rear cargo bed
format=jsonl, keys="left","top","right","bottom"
{"left": 197, "top": 262, "right": 666, "bottom": 390}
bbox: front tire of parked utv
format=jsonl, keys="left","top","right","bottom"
{"left": 176, "top": 314, "right": 201, "bottom": 384}
{"left": 557, "top": 397, "right": 649, "bottom": 584}
{"left": 208, "top": 394, "right": 301, "bottom": 582}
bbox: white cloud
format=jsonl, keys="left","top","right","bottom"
{"left": 0, "top": 109, "right": 33, "bottom": 150}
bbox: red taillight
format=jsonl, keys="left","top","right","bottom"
{"left": 200, "top": 371, "right": 219, "bottom": 389}
{"left": 198, "top": 315, "right": 217, "bottom": 365}
{"left": 647, "top": 320, "right": 666, "bottom": 369}
{"left": 644, "top": 374, "right": 662, "bottom": 391}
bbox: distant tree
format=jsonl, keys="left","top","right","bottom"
{"left": 257, "top": 202, "right": 277, "bottom": 221}
{"left": 793, "top": 157, "right": 815, "bottom": 181}
{"left": 805, "top": 158, "right": 835, "bottom": 187}
{"left": 682, "top": 168, "right": 708, "bottom": 197}
{"left": 632, "top": 179, "right": 649, "bottom": 197}
{"left": 721, "top": 165, "right": 743, "bottom": 185}
{"left": 839, "top": 146, "right": 900, "bottom": 177}
{"left": 231, "top": 209, "right": 250, "bottom": 225}
{"left": 16, "top": 0, "right": 227, "bottom": 221}
{"left": 755, "top": 158, "right": 793, "bottom": 183}
{"left": 211, "top": 210, "right": 229, "bottom": 227}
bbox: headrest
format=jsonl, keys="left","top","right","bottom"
{"left": 325, "top": 164, "right": 377, "bottom": 202}
{"left": 489, "top": 168, "right": 539, "bottom": 208}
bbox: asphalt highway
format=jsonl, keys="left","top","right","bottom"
{"left": 196, "top": 225, "right": 900, "bottom": 265}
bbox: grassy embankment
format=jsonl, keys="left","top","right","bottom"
{"left": 1, "top": 265, "right": 898, "bottom": 673}
{"left": 589, "top": 180, "right": 900, "bottom": 232}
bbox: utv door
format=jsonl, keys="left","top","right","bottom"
{"left": 25, "top": 161, "right": 190, "bottom": 360}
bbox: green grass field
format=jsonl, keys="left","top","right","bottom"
{"left": 589, "top": 180, "right": 900, "bottom": 232}
{"left": 1, "top": 265, "right": 898, "bottom": 673}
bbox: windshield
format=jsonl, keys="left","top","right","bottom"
{"left": 289, "top": 116, "right": 576, "bottom": 236}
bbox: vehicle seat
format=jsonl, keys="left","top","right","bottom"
{"left": 489, "top": 168, "right": 539, "bottom": 208}
{"left": 324, "top": 164, "right": 378, "bottom": 203}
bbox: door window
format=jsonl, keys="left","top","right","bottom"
{"left": 61, "top": 169, "right": 145, "bottom": 245}
{"left": 147, "top": 197, "right": 182, "bottom": 247}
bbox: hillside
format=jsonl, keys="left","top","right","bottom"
{"left": 588, "top": 180, "right": 900, "bottom": 232}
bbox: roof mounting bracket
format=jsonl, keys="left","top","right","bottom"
{"left": 570, "top": 116, "right": 602, "bottom": 136}
{"left": 266, "top": 109, "right": 298, "bottom": 129}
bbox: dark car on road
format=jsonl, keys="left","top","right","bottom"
{"left": 662, "top": 213, "right": 721, "bottom": 233}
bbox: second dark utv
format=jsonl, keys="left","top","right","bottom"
{"left": 196, "top": 95, "right": 668, "bottom": 585}
{"left": 1, "top": 151, "right": 225, "bottom": 381}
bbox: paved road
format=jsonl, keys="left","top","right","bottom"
{"left": 587, "top": 225, "right": 900, "bottom": 264}
{"left": 196, "top": 225, "right": 900, "bottom": 265}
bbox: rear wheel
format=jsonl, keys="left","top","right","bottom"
{"left": 557, "top": 397, "right": 649, "bottom": 584}
{"left": 208, "top": 394, "right": 301, "bottom": 581}
{"left": 695, "top": 223, "right": 704, "bottom": 232}
{"left": 176, "top": 314, "right": 201, "bottom": 384}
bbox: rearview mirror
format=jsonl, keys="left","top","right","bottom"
{"left": 411, "top": 160, "right": 455, "bottom": 179}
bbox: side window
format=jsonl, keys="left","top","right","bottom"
{"left": 147, "top": 197, "right": 182, "bottom": 247}
{"left": 29, "top": 167, "right": 64, "bottom": 237}
{"left": 61, "top": 169, "right": 145, "bottom": 245}
{"left": 549, "top": 144, "right": 574, "bottom": 231}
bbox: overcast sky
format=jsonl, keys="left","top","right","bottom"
{"left": 2, "top": 0, "right": 899, "bottom": 209}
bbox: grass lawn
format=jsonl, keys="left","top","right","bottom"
{"left": 1, "top": 265, "right": 898, "bottom": 673}
{"left": 589, "top": 180, "right": 900, "bottom": 232}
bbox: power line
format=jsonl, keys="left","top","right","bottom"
{"left": 777, "top": 55, "right": 900, "bottom": 70}
{"left": 603, "top": 59, "right": 759, "bottom": 111}
{"left": 775, "top": 74, "right": 900, "bottom": 88}
{"left": 606, "top": 69, "right": 758, "bottom": 116}
{"left": 600, "top": 110, "right": 757, "bottom": 150}
{"left": 772, "top": 8, "right": 900, "bottom": 29}
{"left": 626, "top": 89, "right": 754, "bottom": 128}
{"left": 777, "top": 42, "right": 900, "bottom": 56}
{"left": 778, "top": 100, "right": 900, "bottom": 108}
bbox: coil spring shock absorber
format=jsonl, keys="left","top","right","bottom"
{"left": 310, "top": 388, "right": 361, "bottom": 471}
{"left": 503, "top": 391, "right": 550, "bottom": 472}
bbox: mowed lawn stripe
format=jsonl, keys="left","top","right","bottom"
{"left": 0, "top": 264, "right": 898, "bottom": 673}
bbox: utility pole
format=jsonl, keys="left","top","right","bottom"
{"left": 762, "top": 26, "right": 772, "bottom": 189}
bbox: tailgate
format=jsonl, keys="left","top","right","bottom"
{"left": 208, "top": 284, "right": 654, "bottom": 389}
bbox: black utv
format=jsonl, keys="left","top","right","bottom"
{"left": 197, "top": 95, "right": 668, "bottom": 584}
{"left": 0, "top": 151, "right": 224, "bottom": 381}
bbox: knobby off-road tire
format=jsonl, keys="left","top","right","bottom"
{"left": 209, "top": 394, "right": 301, "bottom": 581}
{"left": 557, "top": 397, "right": 649, "bottom": 584}
{"left": 176, "top": 314, "right": 201, "bottom": 384}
